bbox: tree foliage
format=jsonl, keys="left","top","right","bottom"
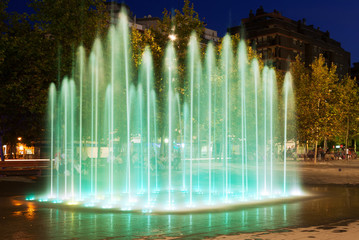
{"left": 0, "top": 0, "right": 110, "bottom": 157}
{"left": 131, "top": 0, "right": 205, "bottom": 89}
{"left": 29, "top": 0, "right": 110, "bottom": 80}
{"left": 0, "top": 11, "right": 54, "bottom": 155}
{"left": 292, "top": 55, "right": 359, "bottom": 156}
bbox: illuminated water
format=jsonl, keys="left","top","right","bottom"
{"left": 45, "top": 12, "right": 300, "bottom": 211}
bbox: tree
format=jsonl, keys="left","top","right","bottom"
{"left": 29, "top": 0, "right": 110, "bottom": 81}
{"left": 156, "top": 0, "right": 205, "bottom": 66}
{"left": 0, "top": 0, "right": 8, "bottom": 71}
{"left": 292, "top": 55, "right": 347, "bottom": 162}
{"left": 0, "top": 11, "right": 55, "bottom": 158}
{"left": 337, "top": 75, "right": 359, "bottom": 151}
{"left": 131, "top": 0, "right": 205, "bottom": 93}
{"left": 0, "top": 1, "right": 110, "bottom": 158}
{"left": 0, "top": 0, "right": 9, "bottom": 160}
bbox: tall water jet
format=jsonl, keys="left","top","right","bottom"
{"left": 118, "top": 12, "right": 132, "bottom": 201}
{"left": 164, "top": 41, "right": 177, "bottom": 207}
{"left": 221, "top": 35, "right": 233, "bottom": 202}
{"left": 187, "top": 33, "right": 201, "bottom": 205}
{"left": 138, "top": 47, "right": 155, "bottom": 205}
{"left": 283, "top": 72, "right": 296, "bottom": 195}
{"left": 77, "top": 46, "right": 85, "bottom": 200}
{"left": 204, "top": 42, "right": 216, "bottom": 203}
{"left": 238, "top": 40, "right": 247, "bottom": 198}
{"left": 48, "top": 83, "right": 56, "bottom": 198}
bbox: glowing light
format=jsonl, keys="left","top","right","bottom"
{"left": 168, "top": 34, "right": 176, "bottom": 41}
{"left": 17, "top": 137, "right": 22, "bottom": 141}
{"left": 164, "top": 138, "right": 169, "bottom": 143}
{"left": 291, "top": 189, "right": 304, "bottom": 196}
{"left": 129, "top": 197, "right": 138, "bottom": 203}
{"left": 142, "top": 208, "right": 152, "bottom": 213}
{"left": 121, "top": 206, "right": 132, "bottom": 211}
{"left": 261, "top": 191, "right": 270, "bottom": 196}
{"left": 25, "top": 196, "right": 35, "bottom": 201}
{"left": 102, "top": 205, "right": 112, "bottom": 209}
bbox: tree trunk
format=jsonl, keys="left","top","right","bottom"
{"left": 314, "top": 140, "right": 318, "bottom": 164}
{"left": 306, "top": 141, "right": 308, "bottom": 154}
{"left": 9, "top": 143, "right": 16, "bottom": 159}
{"left": 324, "top": 137, "right": 327, "bottom": 153}
{"left": 355, "top": 139, "right": 357, "bottom": 153}
{"left": 346, "top": 117, "right": 349, "bottom": 152}
{"left": 295, "top": 140, "right": 299, "bottom": 161}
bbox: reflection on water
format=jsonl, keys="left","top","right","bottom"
{"left": 1, "top": 186, "right": 359, "bottom": 239}
{"left": 10, "top": 199, "right": 36, "bottom": 220}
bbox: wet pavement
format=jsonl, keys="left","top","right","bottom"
{"left": 1, "top": 178, "right": 359, "bottom": 239}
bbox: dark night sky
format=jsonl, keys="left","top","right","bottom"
{"left": 7, "top": 0, "right": 359, "bottom": 66}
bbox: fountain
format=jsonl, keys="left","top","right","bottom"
{"left": 42, "top": 12, "right": 302, "bottom": 212}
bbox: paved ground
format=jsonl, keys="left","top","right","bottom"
{"left": 298, "top": 158, "right": 359, "bottom": 185}
{"left": 214, "top": 220, "right": 359, "bottom": 240}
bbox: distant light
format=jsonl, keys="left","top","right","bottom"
{"left": 169, "top": 34, "right": 176, "bottom": 41}
{"left": 291, "top": 188, "right": 304, "bottom": 196}
{"left": 25, "top": 196, "right": 35, "bottom": 201}
{"left": 18, "top": 137, "right": 22, "bottom": 141}
{"left": 165, "top": 138, "right": 169, "bottom": 143}
{"left": 19, "top": 145, "right": 24, "bottom": 151}
{"left": 101, "top": 205, "right": 112, "bottom": 209}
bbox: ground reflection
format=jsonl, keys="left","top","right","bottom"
{"left": 1, "top": 185, "right": 359, "bottom": 239}
{"left": 37, "top": 202, "right": 293, "bottom": 238}
{"left": 10, "top": 199, "right": 36, "bottom": 220}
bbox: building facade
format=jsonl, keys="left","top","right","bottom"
{"left": 228, "top": 7, "right": 351, "bottom": 76}
{"left": 106, "top": 2, "right": 220, "bottom": 43}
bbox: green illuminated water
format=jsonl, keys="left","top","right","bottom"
{"left": 46, "top": 12, "right": 300, "bottom": 211}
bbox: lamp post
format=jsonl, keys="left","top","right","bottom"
{"left": 17, "top": 137, "right": 23, "bottom": 158}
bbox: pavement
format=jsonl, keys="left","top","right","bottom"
{"left": 298, "top": 158, "right": 359, "bottom": 185}
{"left": 214, "top": 220, "right": 359, "bottom": 240}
